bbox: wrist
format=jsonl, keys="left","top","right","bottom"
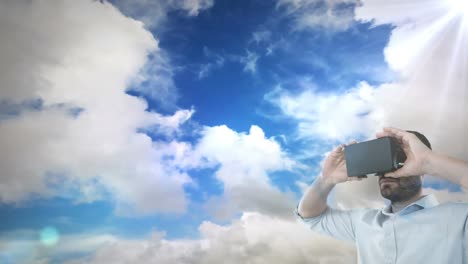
{"left": 317, "top": 174, "right": 337, "bottom": 189}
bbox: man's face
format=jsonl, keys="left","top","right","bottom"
{"left": 378, "top": 175, "right": 422, "bottom": 202}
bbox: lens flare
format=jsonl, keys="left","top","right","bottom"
{"left": 40, "top": 226, "right": 60, "bottom": 246}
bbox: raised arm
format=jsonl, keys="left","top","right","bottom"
{"left": 296, "top": 142, "right": 365, "bottom": 242}
{"left": 426, "top": 153, "right": 468, "bottom": 189}
{"left": 298, "top": 142, "right": 365, "bottom": 218}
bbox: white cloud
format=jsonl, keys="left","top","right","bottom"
{"left": 113, "top": 0, "right": 217, "bottom": 109}
{"left": 354, "top": 0, "right": 468, "bottom": 161}
{"left": 196, "top": 125, "right": 298, "bottom": 220}
{"left": 179, "top": 0, "right": 214, "bottom": 16}
{"left": 266, "top": 46, "right": 275, "bottom": 56}
{"left": 0, "top": 0, "right": 301, "bottom": 222}
{"left": 0, "top": 0, "right": 198, "bottom": 215}
{"left": 271, "top": 81, "right": 382, "bottom": 142}
{"left": 110, "top": 0, "right": 215, "bottom": 105}
{"left": 4, "top": 190, "right": 466, "bottom": 263}
{"left": 272, "top": 0, "right": 468, "bottom": 160}
{"left": 251, "top": 30, "right": 272, "bottom": 44}
{"left": 198, "top": 47, "right": 225, "bottom": 79}
{"left": 61, "top": 212, "right": 356, "bottom": 264}
{"left": 0, "top": 229, "right": 119, "bottom": 264}
{"left": 128, "top": 45, "right": 180, "bottom": 110}
{"left": 264, "top": 38, "right": 289, "bottom": 56}
{"left": 331, "top": 177, "right": 386, "bottom": 210}
{"left": 241, "top": 50, "right": 260, "bottom": 74}
{"left": 113, "top": 0, "right": 214, "bottom": 29}
{"left": 198, "top": 63, "right": 214, "bottom": 79}
{"left": 277, "top": 0, "right": 358, "bottom": 31}
{"left": 269, "top": 0, "right": 468, "bottom": 210}
{"left": 250, "top": 30, "right": 287, "bottom": 57}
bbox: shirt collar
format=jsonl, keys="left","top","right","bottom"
{"left": 381, "top": 194, "right": 439, "bottom": 216}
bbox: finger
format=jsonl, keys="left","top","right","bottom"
{"left": 383, "top": 127, "right": 404, "bottom": 134}
{"left": 333, "top": 144, "right": 345, "bottom": 153}
{"left": 383, "top": 127, "right": 406, "bottom": 140}
{"left": 346, "top": 140, "right": 358, "bottom": 145}
{"left": 383, "top": 172, "right": 395, "bottom": 177}
{"left": 376, "top": 131, "right": 390, "bottom": 138}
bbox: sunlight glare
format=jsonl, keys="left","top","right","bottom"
{"left": 447, "top": 0, "right": 468, "bottom": 15}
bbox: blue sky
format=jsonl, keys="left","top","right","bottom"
{"left": 1, "top": 0, "right": 467, "bottom": 263}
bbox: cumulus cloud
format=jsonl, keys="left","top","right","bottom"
{"left": 355, "top": 0, "right": 468, "bottom": 161}
{"left": 0, "top": 0, "right": 198, "bottom": 215}
{"left": 4, "top": 189, "right": 465, "bottom": 264}
{"left": 1, "top": 122, "right": 309, "bottom": 263}
{"left": 114, "top": 0, "right": 217, "bottom": 109}
{"left": 272, "top": 0, "right": 468, "bottom": 160}
{"left": 270, "top": 81, "right": 382, "bottom": 142}
{"left": 277, "top": 0, "right": 358, "bottom": 31}
{"left": 0, "top": 0, "right": 305, "bottom": 251}
{"left": 196, "top": 125, "right": 297, "bottom": 220}
{"left": 62, "top": 212, "right": 356, "bottom": 264}
{"left": 128, "top": 45, "right": 180, "bottom": 110}
{"left": 269, "top": 0, "right": 468, "bottom": 208}
{"left": 0, "top": 230, "right": 118, "bottom": 264}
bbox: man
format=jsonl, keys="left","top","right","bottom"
{"left": 295, "top": 127, "right": 468, "bottom": 264}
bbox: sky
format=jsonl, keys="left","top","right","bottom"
{"left": 0, "top": 0, "right": 467, "bottom": 263}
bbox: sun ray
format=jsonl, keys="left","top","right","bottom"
{"left": 383, "top": 9, "right": 462, "bottom": 124}
{"left": 432, "top": 16, "right": 466, "bottom": 127}
{"left": 447, "top": 0, "right": 468, "bottom": 16}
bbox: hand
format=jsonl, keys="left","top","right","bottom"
{"left": 376, "top": 127, "right": 432, "bottom": 177}
{"left": 320, "top": 141, "right": 367, "bottom": 185}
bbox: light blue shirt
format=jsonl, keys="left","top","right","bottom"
{"left": 295, "top": 194, "right": 468, "bottom": 264}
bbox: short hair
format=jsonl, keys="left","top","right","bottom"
{"left": 406, "top": 130, "right": 432, "bottom": 150}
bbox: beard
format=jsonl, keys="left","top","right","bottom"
{"left": 379, "top": 176, "right": 422, "bottom": 203}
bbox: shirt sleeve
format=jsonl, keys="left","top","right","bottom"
{"left": 294, "top": 205, "right": 357, "bottom": 242}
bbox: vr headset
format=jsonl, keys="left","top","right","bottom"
{"left": 344, "top": 136, "right": 406, "bottom": 177}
